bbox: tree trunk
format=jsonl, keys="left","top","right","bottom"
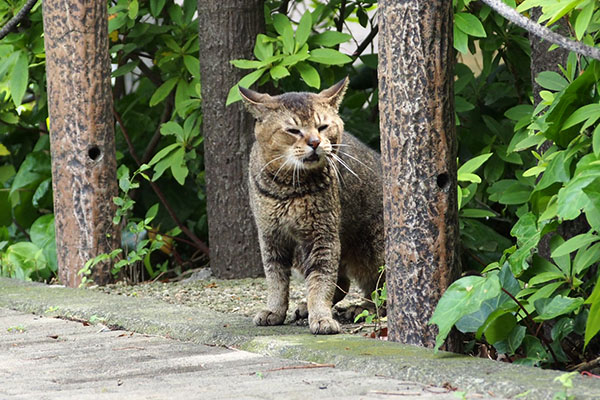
{"left": 529, "top": 10, "right": 570, "bottom": 107}
{"left": 378, "top": 0, "right": 460, "bottom": 349}
{"left": 198, "top": 0, "right": 264, "bottom": 278}
{"left": 43, "top": 0, "right": 119, "bottom": 286}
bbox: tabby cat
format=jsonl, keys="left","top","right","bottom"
{"left": 240, "top": 78, "right": 384, "bottom": 334}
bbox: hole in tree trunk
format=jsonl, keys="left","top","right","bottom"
{"left": 88, "top": 146, "right": 102, "bottom": 161}
{"left": 436, "top": 173, "right": 449, "bottom": 190}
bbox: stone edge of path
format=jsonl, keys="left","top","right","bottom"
{"left": 1, "top": 277, "right": 599, "bottom": 399}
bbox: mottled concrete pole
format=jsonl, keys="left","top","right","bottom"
{"left": 378, "top": 0, "right": 460, "bottom": 349}
{"left": 43, "top": 0, "right": 119, "bottom": 286}
{"left": 198, "top": 0, "right": 264, "bottom": 278}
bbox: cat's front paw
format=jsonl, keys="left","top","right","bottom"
{"left": 309, "top": 316, "right": 341, "bottom": 334}
{"left": 254, "top": 310, "right": 286, "bottom": 326}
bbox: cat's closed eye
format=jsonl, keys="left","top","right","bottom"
{"left": 286, "top": 128, "right": 302, "bottom": 135}
{"left": 318, "top": 125, "right": 329, "bottom": 132}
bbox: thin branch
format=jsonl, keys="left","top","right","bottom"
{"left": 336, "top": 0, "right": 347, "bottom": 32}
{"left": 277, "top": 0, "right": 290, "bottom": 15}
{"left": 501, "top": 288, "right": 559, "bottom": 365}
{"left": 133, "top": 54, "right": 163, "bottom": 87}
{"left": 141, "top": 94, "right": 173, "bottom": 164}
{"left": 352, "top": 25, "right": 378, "bottom": 58}
{"left": 113, "top": 106, "right": 141, "bottom": 165}
{"left": 113, "top": 107, "right": 210, "bottom": 258}
{"left": 0, "top": 0, "right": 38, "bottom": 40}
{"left": 481, "top": 0, "right": 600, "bottom": 60}
{"left": 570, "top": 356, "right": 600, "bottom": 372}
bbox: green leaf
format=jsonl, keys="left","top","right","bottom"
{"left": 573, "top": 242, "right": 600, "bottom": 275}
{"left": 508, "top": 213, "right": 540, "bottom": 276}
{"left": 593, "top": 125, "right": 600, "bottom": 157}
{"left": 9, "top": 152, "right": 51, "bottom": 198}
{"left": 575, "top": 0, "right": 594, "bottom": 40}
{"left": 562, "top": 103, "right": 600, "bottom": 129}
{"left": 456, "top": 265, "right": 519, "bottom": 333}
{"left": 170, "top": 148, "right": 188, "bottom": 185}
{"left": 454, "top": 13, "right": 487, "bottom": 38}
{"left": 4, "top": 242, "right": 47, "bottom": 280}
{"left": 272, "top": 13, "right": 295, "bottom": 54}
{"left": 551, "top": 233, "right": 598, "bottom": 258}
{"left": 584, "top": 275, "right": 600, "bottom": 347}
{"left": 453, "top": 26, "right": 469, "bottom": 54}
{"left": 29, "top": 214, "right": 57, "bottom": 272}
{"left": 458, "top": 153, "right": 492, "bottom": 175}
{"left": 308, "top": 48, "right": 352, "bottom": 65}
{"left": 430, "top": 275, "right": 501, "bottom": 351}
{"left": 230, "top": 59, "right": 265, "bottom": 69}
{"left": 149, "top": 77, "right": 178, "bottom": 107}
{"left": 460, "top": 208, "right": 496, "bottom": 218}
{"left": 309, "top": 31, "right": 352, "bottom": 47}
{"left": 535, "top": 151, "right": 572, "bottom": 191}
{"left": 160, "top": 121, "right": 184, "bottom": 140}
{"left": 269, "top": 65, "right": 290, "bottom": 80}
{"left": 483, "top": 312, "right": 517, "bottom": 345}
{"left": 254, "top": 34, "right": 274, "bottom": 61}
{"left": 10, "top": 51, "right": 28, "bottom": 107}
{"left": 148, "top": 143, "right": 179, "bottom": 166}
{"left": 183, "top": 55, "right": 199, "bottom": 76}
{"left": 145, "top": 203, "right": 159, "bottom": 223}
{"left": 112, "top": 60, "right": 139, "bottom": 78}
{"left": 226, "top": 68, "right": 266, "bottom": 105}
{"left": 455, "top": 96, "right": 475, "bottom": 112}
{"left": 504, "top": 104, "right": 534, "bottom": 121}
{"left": 128, "top": 0, "right": 139, "bottom": 19}
{"left": 295, "top": 11, "right": 312, "bottom": 49}
{"left": 534, "top": 296, "right": 584, "bottom": 321}
{"left": 535, "top": 71, "right": 569, "bottom": 91}
{"left": 295, "top": 62, "right": 320, "bottom": 89}
{"left": 150, "top": 0, "right": 166, "bottom": 17}
{"left": 458, "top": 172, "right": 481, "bottom": 183}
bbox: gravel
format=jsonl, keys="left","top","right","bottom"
{"left": 89, "top": 269, "right": 374, "bottom": 333}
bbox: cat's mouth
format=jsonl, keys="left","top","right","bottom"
{"left": 303, "top": 152, "right": 321, "bottom": 163}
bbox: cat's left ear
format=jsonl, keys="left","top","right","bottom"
{"left": 239, "top": 86, "right": 276, "bottom": 119}
{"left": 318, "top": 77, "right": 349, "bottom": 109}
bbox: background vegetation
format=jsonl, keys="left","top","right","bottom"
{"left": 0, "top": 0, "right": 599, "bottom": 369}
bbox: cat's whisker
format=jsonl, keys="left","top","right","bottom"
{"left": 273, "top": 157, "right": 293, "bottom": 182}
{"left": 327, "top": 156, "right": 344, "bottom": 187}
{"left": 337, "top": 150, "right": 376, "bottom": 174}
{"left": 330, "top": 153, "right": 359, "bottom": 179}
{"left": 260, "top": 154, "right": 287, "bottom": 175}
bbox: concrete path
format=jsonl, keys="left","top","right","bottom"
{"left": 1, "top": 308, "right": 454, "bottom": 400}
{"left": 1, "top": 278, "right": 600, "bottom": 399}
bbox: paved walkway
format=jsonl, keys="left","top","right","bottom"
{"left": 2, "top": 308, "right": 454, "bottom": 400}
{"left": 1, "top": 278, "right": 600, "bottom": 399}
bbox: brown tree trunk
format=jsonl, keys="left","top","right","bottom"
{"left": 378, "top": 0, "right": 460, "bottom": 349}
{"left": 198, "top": 0, "right": 264, "bottom": 278}
{"left": 43, "top": 0, "right": 119, "bottom": 286}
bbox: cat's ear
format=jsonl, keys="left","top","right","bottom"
{"left": 239, "top": 86, "right": 275, "bottom": 119}
{"left": 318, "top": 77, "right": 349, "bottom": 109}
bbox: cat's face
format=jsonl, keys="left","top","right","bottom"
{"left": 240, "top": 79, "right": 348, "bottom": 174}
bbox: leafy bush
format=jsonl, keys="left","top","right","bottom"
{"left": 0, "top": 0, "right": 206, "bottom": 282}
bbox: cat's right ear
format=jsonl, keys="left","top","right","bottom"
{"left": 239, "top": 86, "right": 275, "bottom": 119}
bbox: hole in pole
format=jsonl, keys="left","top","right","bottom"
{"left": 88, "top": 146, "right": 102, "bottom": 161}
{"left": 436, "top": 172, "right": 449, "bottom": 189}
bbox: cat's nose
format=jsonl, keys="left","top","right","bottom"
{"left": 307, "top": 136, "right": 321, "bottom": 149}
